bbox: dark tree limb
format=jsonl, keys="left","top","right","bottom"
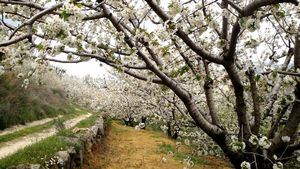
{"left": 246, "top": 67, "right": 261, "bottom": 135}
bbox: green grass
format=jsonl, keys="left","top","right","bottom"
{"left": 75, "top": 113, "right": 98, "bottom": 128}
{"left": 0, "top": 105, "right": 94, "bottom": 168}
{"left": 159, "top": 143, "right": 176, "bottom": 153}
{"left": 0, "top": 105, "right": 88, "bottom": 144}
{"left": 104, "top": 117, "right": 113, "bottom": 127}
{"left": 0, "top": 136, "right": 74, "bottom": 169}
{"left": 0, "top": 121, "right": 53, "bottom": 143}
{"left": 158, "top": 143, "right": 207, "bottom": 165}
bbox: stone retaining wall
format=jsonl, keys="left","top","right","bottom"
{"left": 8, "top": 116, "right": 105, "bottom": 169}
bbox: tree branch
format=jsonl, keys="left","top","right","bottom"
{"left": 0, "top": 34, "right": 31, "bottom": 47}
{"left": 144, "top": 0, "right": 223, "bottom": 64}
{"left": 246, "top": 67, "right": 261, "bottom": 135}
{"left": 242, "top": 0, "right": 298, "bottom": 17}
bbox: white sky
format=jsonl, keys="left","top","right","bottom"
{"left": 51, "top": 59, "right": 110, "bottom": 78}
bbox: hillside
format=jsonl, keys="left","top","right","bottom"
{"left": 0, "top": 72, "right": 72, "bottom": 130}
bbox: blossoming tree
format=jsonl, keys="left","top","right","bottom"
{"left": 0, "top": 0, "right": 300, "bottom": 168}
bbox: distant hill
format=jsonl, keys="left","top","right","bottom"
{"left": 0, "top": 72, "right": 73, "bottom": 130}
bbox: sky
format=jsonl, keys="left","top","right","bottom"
{"left": 49, "top": 53, "right": 112, "bottom": 78}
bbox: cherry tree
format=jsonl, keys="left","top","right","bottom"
{"left": 0, "top": 0, "right": 300, "bottom": 168}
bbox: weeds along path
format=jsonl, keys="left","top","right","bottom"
{"left": 84, "top": 121, "right": 232, "bottom": 169}
{"left": 0, "top": 116, "right": 62, "bottom": 136}
{"left": 0, "top": 113, "right": 91, "bottom": 159}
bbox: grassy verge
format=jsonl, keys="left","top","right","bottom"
{"left": 158, "top": 143, "right": 207, "bottom": 165}
{"left": 0, "top": 136, "right": 74, "bottom": 169}
{"left": 0, "top": 121, "right": 53, "bottom": 143}
{"left": 0, "top": 105, "right": 88, "bottom": 144}
{"left": 74, "top": 113, "right": 98, "bottom": 128}
{"left": 0, "top": 109, "right": 99, "bottom": 168}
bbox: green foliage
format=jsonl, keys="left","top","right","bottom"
{"left": 57, "top": 129, "right": 75, "bottom": 138}
{"left": 170, "top": 65, "right": 190, "bottom": 77}
{"left": 75, "top": 113, "right": 98, "bottom": 128}
{"left": 0, "top": 122, "right": 52, "bottom": 143}
{"left": 35, "top": 43, "right": 44, "bottom": 51}
{"left": 159, "top": 143, "right": 176, "bottom": 153}
{"left": 53, "top": 118, "right": 65, "bottom": 131}
{"left": 158, "top": 143, "right": 207, "bottom": 165}
{"left": 60, "top": 10, "right": 71, "bottom": 21}
{"left": 103, "top": 116, "right": 113, "bottom": 128}
{"left": 146, "top": 123, "right": 164, "bottom": 132}
{"left": 0, "top": 73, "right": 72, "bottom": 129}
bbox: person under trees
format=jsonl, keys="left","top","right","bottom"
{"left": 0, "top": 0, "right": 300, "bottom": 168}
{"left": 123, "top": 114, "right": 134, "bottom": 126}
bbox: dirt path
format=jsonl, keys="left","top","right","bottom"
{"left": 84, "top": 121, "right": 233, "bottom": 169}
{"left": 0, "top": 113, "right": 91, "bottom": 159}
{"left": 0, "top": 115, "right": 62, "bottom": 136}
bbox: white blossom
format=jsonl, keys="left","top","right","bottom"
{"left": 184, "top": 139, "right": 190, "bottom": 145}
{"left": 17, "top": 73, "right": 24, "bottom": 79}
{"left": 272, "top": 162, "right": 283, "bottom": 169}
{"left": 245, "top": 18, "right": 259, "bottom": 32}
{"left": 281, "top": 136, "right": 290, "bottom": 143}
{"left": 258, "top": 136, "right": 271, "bottom": 149}
{"left": 240, "top": 161, "right": 251, "bottom": 169}
{"left": 0, "top": 66, "right": 5, "bottom": 76}
{"left": 161, "top": 156, "right": 167, "bottom": 163}
{"left": 249, "top": 135, "right": 259, "bottom": 145}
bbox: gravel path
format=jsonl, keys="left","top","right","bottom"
{"left": 0, "top": 115, "right": 62, "bottom": 136}
{"left": 0, "top": 113, "right": 91, "bottom": 159}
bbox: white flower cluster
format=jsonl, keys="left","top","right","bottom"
{"left": 240, "top": 161, "right": 251, "bottom": 169}
{"left": 239, "top": 17, "right": 260, "bottom": 32}
{"left": 44, "top": 155, "right": 65, "bottom": 167}
{"left": 160, "top": 125, "right": 168, "bottom": 133}
{"left": 22, "top": 78, "right": 29, "bottom": 89}
{"left": 245, "top": 39, "right": 259, "bottom": 48}
{"left": 184, "top": 139, "right": 190, "bottom": 145}
{"left": 230, "top": 136, "right": 245, "bottom": 152}
{"left": 272, "top": 162, "right": 283, "bottom": 169}
{"left": 0, "top": 65, "right": 5, "bottom": 76}
{"left": 249, "top": 135, "right": 271, "bottom": 149}
{"left": 281, "top": 136, "right": 290, "bottom": 143}
{"left": 183, "top": 156, "right": 194, "bottom": 169}
{"left": 63, "top": 1, "right": 85, "bottom": 23}
{"left": 17, "top": 73, "right": 24, "bottom": 79}
{"left": 249, "top": 135, "right": 259, "bottom": 145}
{"left": 44, "top": 15, "right": 69, "bottom": 39}
{"left": 258, "top": 136, "right": 271, "bottom": 149}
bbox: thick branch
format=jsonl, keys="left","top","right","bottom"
{"left": 0, "top": 34, "right": 31, "bottom": 47}
{"left": 203, "top": 60, "right": 220, "bottom": 125}
{"left": 144, "top": 0, "right": 223, "bottom": 64}
{"left": 246, "top": 67, "right": 261, "bottom": 135}
{"left": 224, "top": 63, "right": 251, "bottom": 140}
{"left": 262, "top": 70, "right": 300, "bottom": 77}
{"left": 83, "top": 12, "right": 105, "bottom": 21}
{"left": 45, "top": 58, "right": 85, "bottom": 63}
{"left": 226, "top": 20, "right": 240, "bottom": 61}
{"left": 242, "top": 0, "right": 298, "bottom": 17}
{"left": 0, "top": 0, "right": 44, "bottom": 10}
{"left": 264, "top": 50, "right": 293, "bottom": 118}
